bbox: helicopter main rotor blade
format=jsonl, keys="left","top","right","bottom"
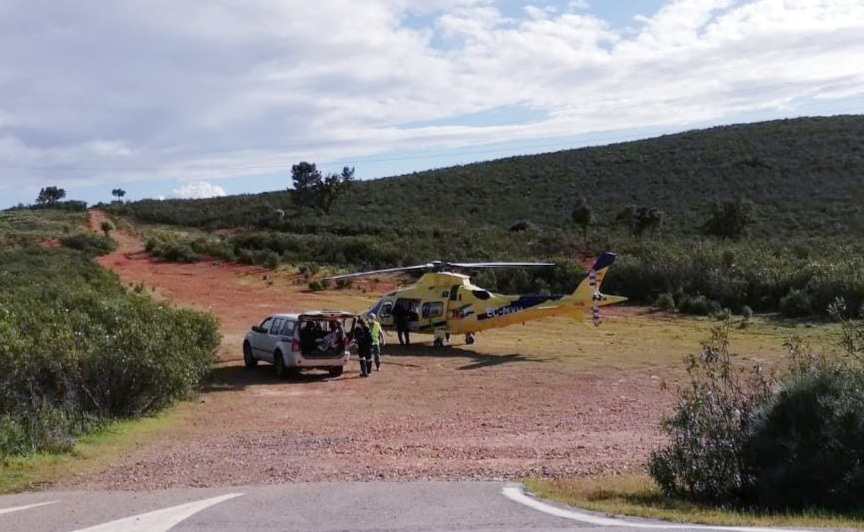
{"left": 325, "top": 264, "right": 432, "bottom": 280}
{"left": 326, "top": 260, "right": 555, "bottom": 281}
{"left": 447, "top": 261, "right": 555, "bottom": 269}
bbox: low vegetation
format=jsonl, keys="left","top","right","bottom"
{"left": 526, "top": 475, "right": 864, "bottom": 529}
{"left": 0, "top": 210, "right": 220, "bottom": 459}
{"left": 649, "top": 303, "right": 864, "bottom": 513}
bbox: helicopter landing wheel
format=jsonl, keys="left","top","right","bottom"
{"left": 465, "top": 333, "right": 476, "bottom": 345}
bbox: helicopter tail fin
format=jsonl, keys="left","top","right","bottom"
{"left": 572, "top": 252, "right": 626, "bottom": 325}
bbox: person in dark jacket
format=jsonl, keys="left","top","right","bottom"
{"left": 393, "top": 303, "right": 409, "bottom": 345}
{"left": 354, "top": 317, "right": 373, "bottom": 377}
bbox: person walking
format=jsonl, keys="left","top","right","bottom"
{"left": 354, "top": 317, "right": 373, "bottom": 377}
{"left": 368, "top": 312, "right": 385, "bottom": 371}
{"left": 393, "top": 303, "right": 409, "bottom": 345}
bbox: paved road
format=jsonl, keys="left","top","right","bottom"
{"left": 0, "top": 481, "right": 815, "bottom": 532}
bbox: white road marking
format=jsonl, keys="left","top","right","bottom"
{"left": 0, "top": 501, "right": 58, "bottom": 515}
{"left": 502, "top": 485, "right": 812, "bottom": 532}
{"left": 70, "top": 493, "right": 243, "bottom": 532}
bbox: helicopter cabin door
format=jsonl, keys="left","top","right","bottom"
{"left": 416, "top": 284, "right": 456, "bottom": 333}
{"left": 394, "top": 298, "right": 420, "bottom": 332}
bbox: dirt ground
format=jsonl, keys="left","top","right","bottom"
{"left": 57, "top": 211, "right": 680, "bottom": 491}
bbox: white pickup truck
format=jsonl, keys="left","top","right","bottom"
{"left": 242, "top": 310, "right": 356, "bottom": 378}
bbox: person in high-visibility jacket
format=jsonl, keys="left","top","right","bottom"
{"left": 368, "top": 313, "right": 385, "bottom": 371}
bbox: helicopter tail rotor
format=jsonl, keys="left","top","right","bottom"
{"left": 573, "top": 252, "right": 624, "bottom": 326}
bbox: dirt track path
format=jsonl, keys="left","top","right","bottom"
{"left": 59, "top": 211, "right": 674, "bottom": 491}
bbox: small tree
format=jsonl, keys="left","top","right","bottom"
{"left": 616, "top": 205, "right": 663, "bottom": 237}
{"left": 700, "top": 198, "right": 755, "bottom": 240}
{"left": 100, "top": 220, "right": 115, "bottom": 237}
{"left": 111, "top": 188, "right": 126, "bottom": 202}
{"left": 36, "top": 186, "right": 66, "bottom": 206}
{"left": 290, "top": 162, "right": 354, "bottom": 214}
{"left": 319, "top": 166, "right": 354, "bottom": 214}
{"left": 290, "top": 161, "right": 321, "bottom": 210}
{"left": 570, "top": 196, "right": 593, "bottom": 246}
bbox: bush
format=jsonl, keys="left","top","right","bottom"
{"left": 651, "top": 312, "right": 864, "bottom": 512}
{"left": 654, "top": 292, "right": 676, "bottom": 311}
{"left": 60, "top": 232, "right": 117, "bottom": 256}
{"left": 649, "top": 324, "right": 772, "bottom": 505}
{"left": 743, "top": 368, "right": 864, "bottom": 511}
{"left": 508, "top": 220, "right": 536, "bottom": 232}
{"left": 677, "top": 294, "right": 719, "bottom": 316}
{"left": 0, "top": 246, "right": 220, "bottom": 457}
{"left": 779, "top": 287, "right": 813, "bottom": 318}
{"left": 146, "top": 237, "right": 200, "bottom": 263}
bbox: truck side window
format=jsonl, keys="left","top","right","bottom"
{"left": 270, "top": 318, "right": 285, "bottom": 335}
{"left": 280, "top": 320, "right": 296, "bottom": 336}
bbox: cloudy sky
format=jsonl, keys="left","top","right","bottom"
{"left": 1, "top": 0, "right": 863, "bottom": 207}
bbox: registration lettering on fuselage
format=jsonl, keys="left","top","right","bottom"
{"left": 483, "top": 303, "right": 523, "bottom": 319}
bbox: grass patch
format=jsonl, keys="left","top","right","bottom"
{"left": 0, "top": 209, "right": 88, "bottom": 245}
{"left": 525, "top": 475, "right": 864, "bottom": 529}
{"left": 0, "top": 406, "right": 185, "bottom": 493}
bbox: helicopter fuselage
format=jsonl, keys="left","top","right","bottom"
{"left": 364, "top": 270, "right": 622, "bottom": 336}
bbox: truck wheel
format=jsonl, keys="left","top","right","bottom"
{"left": 433, "top": 338, "right": 444, "bottom": 348}
{"left": 273, "top": 350, "right": 287, "bottom": 379}
{"left": 465, "top": 333, "right": 476, "bottom": 345}
{"left": 243, "top": 342, "right": 257, "bottom": 369}
{"left": 328, "top": 366, "right": 344, "bottom": 378}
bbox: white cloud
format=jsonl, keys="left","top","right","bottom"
{"left": 172, "top": 181, "right": 227, "bottom": 199}
{"left": 0, "top": 0, "right": 863, "bottom": 207}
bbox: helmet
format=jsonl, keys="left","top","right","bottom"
{"left": 369, "top": 313, "right": 376, "bottom": 320}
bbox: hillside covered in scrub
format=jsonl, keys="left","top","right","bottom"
{"left": 110, "top": 115, "right": 864, "bottom": 318}
{"left": 117, "top": 115, "right": 864, "bottom": 238}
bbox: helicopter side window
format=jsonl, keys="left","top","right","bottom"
{"left": 379, "top": 301, "right": 393, "bottom": 318}
{"left": 422, "top": 302, "right": 443, "bottom": 318}
{"left": 449, "top": 285, "right": 460, "bottom": 301}
{"left": 472, "top": 289, "right": 491, "bottom": 300}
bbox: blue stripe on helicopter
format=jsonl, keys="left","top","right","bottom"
{"left": 476, "top": 294, "right": 564, "bottom": 321}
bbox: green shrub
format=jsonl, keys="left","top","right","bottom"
{"left": 742, "top": 368, "right": 864, "bottom": 511}
{"left": 677, "top": 294, "right": 719, "bottom": 316}
{"left": 508, "top": 220, "right": 536, "bottom": 232}
{"left": 652, "top": 312, "right": 864, "bottom": 512}
{"left": 649, "top": 324, "right": 773, "bottom": 505}
{"left": 779, "top": 287, "right": 813, "bottom": 318}
{"left": 0, "top": 246, "right": 219, "bottom": 457}
{"left": 59, "top": 232, "right": 117, "bottom": 256}
{"left": 147, "top": 237, "right": 200, "bottom": 263}
{"left": 654, "top": 292, "right": 676, "bottom": 311}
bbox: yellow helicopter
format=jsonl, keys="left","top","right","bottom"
{"left": 327, "top": 253, "right": 626, "bottom": 347}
